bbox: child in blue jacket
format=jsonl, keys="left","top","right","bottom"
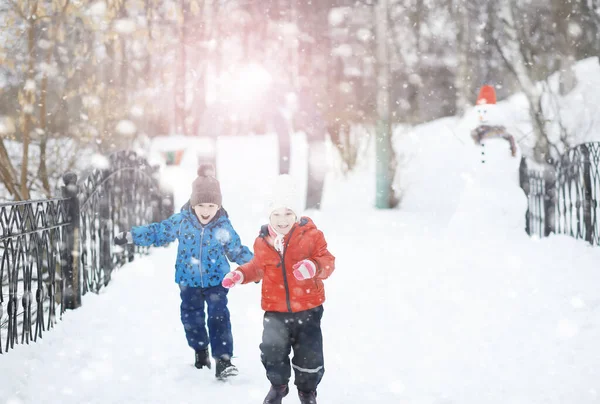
{"left": 114, "top": 165, "right": 253, "bottom": 379}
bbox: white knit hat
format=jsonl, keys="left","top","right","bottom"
{"left": 266, "top": 174, "right": 303, "bottom": 219}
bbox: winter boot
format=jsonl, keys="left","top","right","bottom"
{"left": 194, "top": 349, "right": 211, "bottom": 369}
{"left": 263, "top": 385, "right": 289, "bottom": 404}
{"left": 298, "top": 390, "right": 317, "bottom": 404}
{"left": 215, "top": 357, "right": 239, "bottom": 379}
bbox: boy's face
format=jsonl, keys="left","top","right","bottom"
{"left": 269, "top": 207, "right": 296, "bottom": 235}
{"left": 194, "top": 203, "right": 219, "bottom": 224}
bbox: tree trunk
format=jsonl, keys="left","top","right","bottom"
{"left": 0, "top": 140, "right": 21, "bottom": 199}
{"left": 175, "top": 0, "right": 189, "bottom": 136}
{"left": 553, "top": 0, "right": 578, "bottom": 95}
{"left": 496, "top": 0, "right": 550, "bottom": 163}
{"left": 20, "top": 18, "right": 36, "bottom": 200}
{"left": 38, "top": 35, "right": 54, "bottom": 198}
{"left": 481, "top": 1, "right": 496, "bottom": 83}
{"left": 453, "top": 0, "right": 471, "bottom": 115}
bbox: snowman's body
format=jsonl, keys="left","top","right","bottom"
{"left": 473, "top": 125, "right": 520, "bottom": 185}
{"left": 448, "top": 94, "right": 527, "bottom": 238}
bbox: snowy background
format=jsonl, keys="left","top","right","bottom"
{"left": 2, "top": 72, "right": 600, "bottom": 402}
{"left": 3, "top": 1, "right": 600, "bottom": 402}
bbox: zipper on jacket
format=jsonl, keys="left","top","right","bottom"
{"left": 280, "top": 226, "right": 297, "bottom": 313}
{"left": 199, "top": 227, "right": 205, "bottom": 287}
{"left": 261, "top": 225, "right": 298, "bottom": 312}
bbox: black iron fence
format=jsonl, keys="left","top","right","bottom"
{"left": 521, "top": 142, "right": 600, "bottom": 246}
{"left": 0, "top": 150, "right": 173, "bottom": 354}
{"left": 555, "top": 143, "right": 600, "bottom": 245}
{"left": 0, "top": 198, "right": 70, "bottom": 353}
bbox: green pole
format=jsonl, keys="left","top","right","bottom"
{"left": 376, "top": 118, "right": 392, "bottom": 208}
{"left": 375, "top": 0, "right": 392, "bottom": 209}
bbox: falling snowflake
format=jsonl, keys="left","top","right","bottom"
{"left": 215, "top": 228, "right": 231, "bottom": 244}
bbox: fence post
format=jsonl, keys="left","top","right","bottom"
{"left": 519, "top": 156, "right": 531, "bottom": 235}
{"left": 61, "top": 172, "right": 82, "bottom": 309}
{"left": 581, "top": 145, "right": 593, "bottom": 244}
{"left": 99, "top": 185, "right": 112, "bottom": 286}
{"left": 543, "top": 163, "right": 557, "bottom": 237}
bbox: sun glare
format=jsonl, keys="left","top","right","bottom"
{"left": 217, "top": 64, "right": 272, "bottom": 106}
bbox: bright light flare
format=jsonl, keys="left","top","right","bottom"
{"left": 217, "top": 64, "right": 272, "bottom": 106}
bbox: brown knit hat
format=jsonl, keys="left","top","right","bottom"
{"left": 190, "top": 164, "right": 222, "bottom": 206}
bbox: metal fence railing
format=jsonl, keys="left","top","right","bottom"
{"left": 521, "top": 142, "right": 600, "bottom": 246}
{"left": 0, "top": 198, "right": 70, "bottom": 352}
{"left": 555, "top": 143, "right": 600, "bottom": 245}
{"left": 0, "top": 150, "right": 173, "bottom": 354}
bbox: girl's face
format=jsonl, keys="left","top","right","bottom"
{"left": 269, "top": 207, "right": 296, "bottom": 235}
{"left": 194, "top": 203, "right": 219, "bottom": 224}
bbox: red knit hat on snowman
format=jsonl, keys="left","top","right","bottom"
{"left": 476, "top": 85, "right": 497, "bottom": 106}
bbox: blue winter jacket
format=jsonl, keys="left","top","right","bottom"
{"left": 131, "top": 208, "right": 253, "bottom": 288}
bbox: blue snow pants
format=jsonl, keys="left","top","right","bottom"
{"left": 179, "top": 284, "right": 233, "bottom": 359}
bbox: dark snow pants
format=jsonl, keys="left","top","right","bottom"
{"left": 179, "top": 284, "right": 233, "bottom": 359}
{"left": 260, "top": 305, "right": 325, "bottom": 393}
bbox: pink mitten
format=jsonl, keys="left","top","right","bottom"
{"left": 222, "top": 270, "right": 244, "bottom": 289}
{"left": 292, "top": 260, "right": 317, "bottom": 280}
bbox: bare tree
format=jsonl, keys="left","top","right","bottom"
{"left": 451, "top": 0, "right": 472, "bottom": 115}
{"left": 495, "top": 0, "right": 551, "bottom": 164}
{"left": 552, "top": 0, "right": 579, "bottom": 95}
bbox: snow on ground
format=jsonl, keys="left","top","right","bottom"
{"left": 3, "top": 58, "right": 600, "bottom": 403}
{"left": 2, "top": 131, "right": 600, "bottom": 404}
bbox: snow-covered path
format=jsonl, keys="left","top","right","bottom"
{"left": 2, "top": 133, "right": 600, "bottom": 404}
{"left": 2, "top": 207, "right": 600, "bottom": 404}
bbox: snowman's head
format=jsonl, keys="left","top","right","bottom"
{"left": 476, "top": 103, "right": 501, "bottom": 125}
{"left": 475, "top": 85, "right": 500, "bottom": 126}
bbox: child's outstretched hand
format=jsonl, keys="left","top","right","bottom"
{"left": 222, "top": 270, "right": 244, "bottom": 289}
{"left": 292, "top": 260, "right": 316, "bottom": 280}
{"left": 114, "top": 231, "right": 132, "bottom": 245}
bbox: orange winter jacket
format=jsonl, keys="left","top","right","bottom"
{"left": 238, "top": 217, "right": 335, "bottom": 313}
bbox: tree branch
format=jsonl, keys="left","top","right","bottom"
{"left": 0, "top": 140, "right": 22, "bottom": 199}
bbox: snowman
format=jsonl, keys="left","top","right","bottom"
{"left": 448, "top": 85, "right": 528, "bottom": 238}
{"left": 471, "top": 85, "right": 520, "bottom": 184}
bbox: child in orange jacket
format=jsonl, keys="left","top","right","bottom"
{"left": 222, "top": 175, "right": 335, "bottom": 404}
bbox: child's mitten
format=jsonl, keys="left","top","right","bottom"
{"left": 114, "top": 231, "right": 132, "bottom": 245}
{"left": 292, "top": 260, "right": 316, "bottom": 280}
{"left": 222, "top": 270, "right": 244, "bottom": 289}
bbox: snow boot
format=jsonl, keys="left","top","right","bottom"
{"left": 298, "top": 390, "right": 317, "bottom": 404}
{"left": 215, "top": 357, "right": 239, "bottom": 379}
{"left": 194, "top": 349, "right": 211, "bottom": 369}
{"left": 263, "top": 385, "right": 289, "bottom": 404}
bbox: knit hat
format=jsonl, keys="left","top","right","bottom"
{"left": 476, "top": 85, "right": 497, "bottom": 105}
{"left": 190, "top": 164, "right": 222, "bottom": 206}
{"left": 266, "top": 174, "right": 302, "bottom": 219}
